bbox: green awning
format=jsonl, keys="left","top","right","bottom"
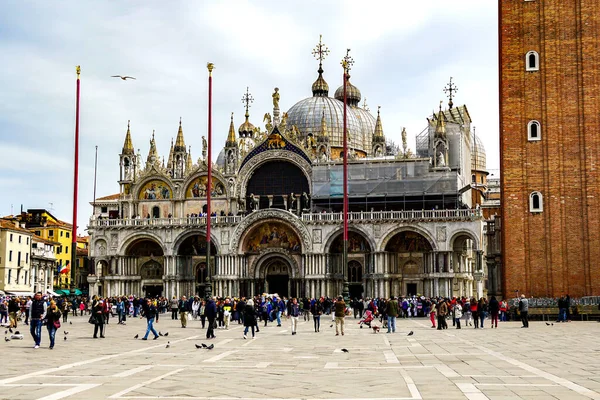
{"left": 73, "top": 289, "right": 83, "bottom": 296}
{"left": 55, "top": 290, "right": 70, "bottom": 296}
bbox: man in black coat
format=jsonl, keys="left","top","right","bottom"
{"left": 205, "top": 297, "right": 217, "bottom": 339}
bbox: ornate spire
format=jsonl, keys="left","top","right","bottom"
{"left": 373, "top": 106, "right": 384, "bottom": 139}
{"left": 311, "top": 35, "right": 330, "bottom": 97}
{"left": 122, "top": 120, "right": 134, "bottom": 155}
{"left": 443, "top": 77, "right": 458, "bottom": 109}
{"left": 335, "top": 49, "right": 361, "bottom": 106}
{"left": 320, "top": 110, "right": 328, "bottom": 137}
{"left": 435, "top": 102, "right": 447, "bottom": 137}
{"left": 186, "top": 146, "right": 193, "bottom": 172}
{"left": 146, "top": 130, "right": 160, "bottom": 167}
{"left": 226, "top": 112, "right": 237, "bottom": 146}
{"left": 174, "top": 117, "right": 186, "bottom": 152}
{"left": 167, "top": 138, "right": 174, "bottom": 166}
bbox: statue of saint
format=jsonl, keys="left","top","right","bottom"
{"left": 272, "top": 87, "right": 280, "bottom": 109}
{"left": 202, "top": 136, "right": 207, "bottom": 153}
{"left": 437, "top": 151, "right": 446, "bottom": 167}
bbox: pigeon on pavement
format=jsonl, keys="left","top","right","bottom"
{"left": 134, "top": 334, "right": 139, "bottom": 339}
{"left": 407, "top": 331, "right": 414, "bottom": 336}
{"left": 202, "top": 343, "right": 208, "bottom": 348}
{"left": 207, "top": 344, "right": 214, "bottom": 350}
{"left": 70, "top": 321, "right": 73, "bottom": 325}
{"left": 64, "top": 337, "right": 67, "bottom": 341}
{"left": 165, "top": 341, "right": 170, "bottom": 349}
{"left": 164, "top": 332, "right": 169, "bottom": 337}
{"left": 195, "top": 344, "right": 202, "bottom": 349}
{"left": 341, "top": 348, "right": 349, "bottom": 353}
{"left": 159, "top": 332, "right": 163, "bottom": 336}
{"left": 64, "top": 331, "right": 69, "bottom": 335}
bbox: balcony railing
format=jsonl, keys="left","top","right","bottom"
{"left": 89, "top": 215, "right": 243, "bottom": 228}
{"left": 301, "top": 208, "right": 482, "bottom": 223}
{"left": 89, "top": 208, "right": 482, "bottom": 229}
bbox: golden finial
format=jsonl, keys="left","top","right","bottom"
{"left": 207, "top": 62, "right": 214, "bottom": 76}
{"left": 76, "top": 65, "right": 81, "bottom": 80}
{"left": 152, "top": 130, "right": 155, "bottom": 140}
{"left": 374, "top": 106, "right": 384, "bottom": 138}
{"left": 341, "top": 49, "right": 354, "bottom": 74}
{"left": 127, "top": 120, "right": 130, "bottom": 129}
{"left": 377, "top": 105, "right": 381, "bottom": 116}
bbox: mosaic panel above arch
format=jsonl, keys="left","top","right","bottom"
{"left": 243, "top": 221, "right": 302, "bottom": 254}
{"left": 385, "top": 231, "right": 433, "bottom": 253}
{"left": 138, "top": 180, "right": 172, "bottom": 200}
{"left": 185, "top": 176, "right": 226, "bottom": 198}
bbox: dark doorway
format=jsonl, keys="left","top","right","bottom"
{"left": 349, "top": 284, "right": 363, "bottom": 300}
{"left": 145, "top": 285, "right": 163, "bottom": 298}
{"left": 407, "top": 283, "right": 417, "bottom": 297}
{"left": 152, "top": 206, "right": 160, "bottom": 218}
{"left": 267, "top": 275, "right": 289, "bottom": 297}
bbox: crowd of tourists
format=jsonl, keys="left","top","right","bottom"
{"left": 4, "top": 290, "right": 588, "bottom": 350}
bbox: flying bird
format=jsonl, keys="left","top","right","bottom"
{"left": 207, "top": 344, "right": 214, "bottom": 350}
{"left": 407, "top": 331, "right": 414, "bottom": 336}
{"left": 134, "top": 334, "right": 139, "bottom": 339}
{"left": 111, "top": 75, "right": 136, "bottom": 81}
{"left": 341, "top": 348, "right": 349, "bottom": 353}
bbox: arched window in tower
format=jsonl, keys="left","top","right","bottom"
{"left": 528, "top": 120, "right": 541, "bottom": 141}
{"left": 529, "top": 191, "right": 543, "bottom": 213}
{"left": 472, "top": 174, "right": 476, "bottom": 183}
{"left": 526, "top": 51, "right": 539, "bottom": 71}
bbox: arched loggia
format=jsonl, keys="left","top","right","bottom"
{"left": 177, "top": 234, "right": 218, "bottom": 298}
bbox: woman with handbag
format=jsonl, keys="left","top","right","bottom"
{"left": 46, "top": 300, "right": 62, "bottom": 350}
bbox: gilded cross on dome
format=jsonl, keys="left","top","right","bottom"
{"left": 341, "top": 48, "right": 354, "bottom": 74}
{"left": 241, "top": 86, "right": 254, "bottom": 116}
{"left": 443, "top": 77, "right": 458, "bottom": 109}
{"left": 312, "top": 34, "right": 330, "bottom": 64}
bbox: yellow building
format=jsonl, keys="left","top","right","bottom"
{"left": 21, "top": 210, "right": 73, "bottom": 289}
{"left": 0, "top": 218, "right": 34, "bottom": 296}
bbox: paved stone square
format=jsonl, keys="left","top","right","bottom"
{"left": 1, "top": 314, "right": 599, "bottom": 400}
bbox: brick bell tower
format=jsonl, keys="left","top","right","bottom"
{"left": 500, "top": 0, "right": 600, "bottom": 298}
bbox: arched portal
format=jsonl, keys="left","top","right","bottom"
{"left": 264, "top": 257, "right": 291, "bottom": 297}
{"left": 385, "top": 231, "right": 433, "bottom": 296}
{"left": 246, "top": 160, "right": 309, "bottom": 211}
{"left": 123, "top": 238, "right": 165, "bottom": 298}
{"left": 178, "top": 234, "right": 218, "bottom": 297}
{"left": 451, "top": 232, "right": 478, "bottom": 298}
{"left": 329, "top": 230, "right": 372, "bottom": 299}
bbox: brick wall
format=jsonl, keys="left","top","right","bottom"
{"left": 500, "top": 0, "right": 600, "bottom": 298}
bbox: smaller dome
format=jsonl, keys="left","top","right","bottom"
{"left": 334, "top": 77, "right": 361, "bottom": 107}
{"left": 216, "top": 149, "right": 226, "bottom": 167}
{"left": 471, "top": 135, "right": 487, "bottom": 171}
{"left": 238, "top": 117, "right": 255, "bottom": 137}
{"left": 312, "top": 74, "right": 329, "bottom": 97}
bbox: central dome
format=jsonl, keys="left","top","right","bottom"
{"left": 286, "top": 96, "right": 365, "bottom": 152}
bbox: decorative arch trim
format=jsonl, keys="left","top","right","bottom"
{"left": 172, "top": 229, "right": 222, "bottom": 255}
{"left": 250, "top": 250, "right": 300, "bottom": 280}
{"left": 323, "top": 226, "right": 376, "bottom": 254}
{"left": 379, "top": 226, "right": 437, "bottom": 252}
{"left": 238, "top": 151, "right": 312, "bottom": 200}
{"left": 448, "top": 230, "right": 481, "bottom": 251}
{"left": 117, "top": 232, "right": 167, "bottom": 256}
{"left": 230, "top": 209, "right": 312, "bottom": 253}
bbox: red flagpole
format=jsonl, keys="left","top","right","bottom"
{"left": 205, "top": 63, "right": 214, "bottom": 299}
{"left": 342, "top": 56, "right": 349, "bottom": 301}
{"left": 70, "top": 65, "right": 81, "bottom": 291}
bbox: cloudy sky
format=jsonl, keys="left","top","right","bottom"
{"left": 0, "top": 0, "right": 498, "bottom": 233}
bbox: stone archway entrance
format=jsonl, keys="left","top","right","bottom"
{"left": 264, "top": 258, "right": 291, "bottom": 297}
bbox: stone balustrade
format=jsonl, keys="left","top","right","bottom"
{"left": 88, "top": 208, "right": 481, "bottom": 229}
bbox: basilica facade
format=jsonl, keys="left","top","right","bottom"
{"left": 88, "top": 44, "right": 487, "bottom": 300}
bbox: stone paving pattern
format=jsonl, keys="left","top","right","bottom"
{"left": 1, "top": 314, "right": 599, "bottom": 399}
